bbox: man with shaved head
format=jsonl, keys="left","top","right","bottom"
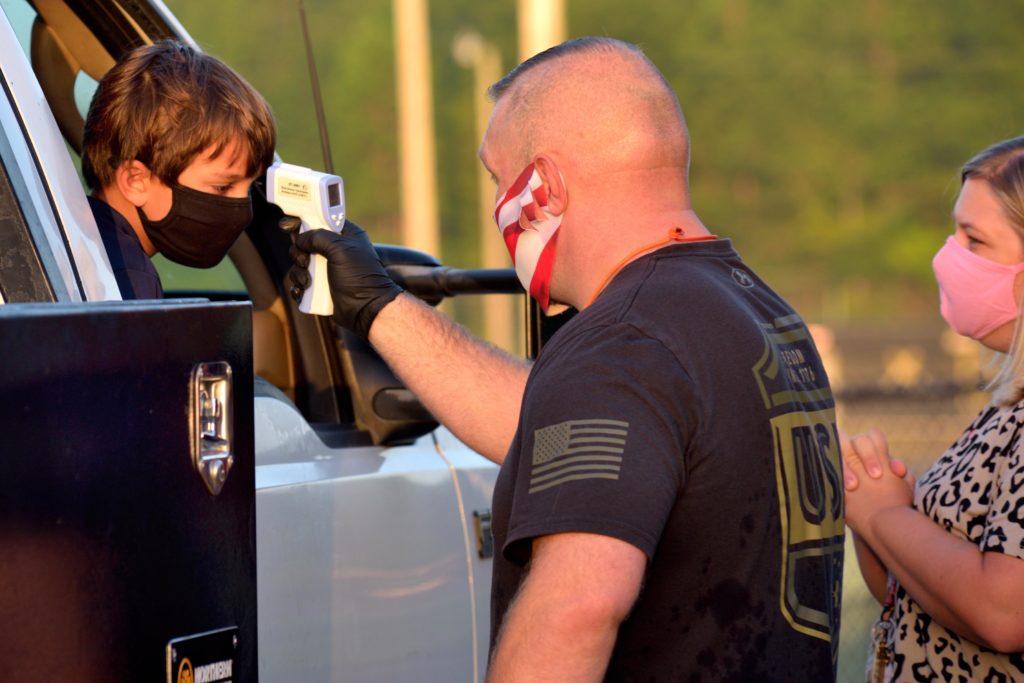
{"left": 292, "top": 37, "right": 843, "bottom": 681}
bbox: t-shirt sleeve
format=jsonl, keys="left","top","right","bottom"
{"left": 982, "top": 420, "right": 1024, "bottom": 558}
{"left": 502, "top": 323, "right": 695, "bottom": 565}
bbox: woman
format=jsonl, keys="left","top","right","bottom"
{"left": 844, "top": 136, "right": 1024, "bottom": 682}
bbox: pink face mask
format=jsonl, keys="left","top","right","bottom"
{"left": 932, "top": 235, "right": 1024, "bottom": 340}
{"left": 493, "top": 163, "right": 568, "bottom": 315}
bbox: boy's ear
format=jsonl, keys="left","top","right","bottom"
{"left": 533, "top": 154, "right": 567, "bottom": 215}
{"left": 113, "top": 160, "right": 154, "bottom": 208}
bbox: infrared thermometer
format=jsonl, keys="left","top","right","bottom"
{"left": 266, "top": 161, "right": 346, "bottom": 315}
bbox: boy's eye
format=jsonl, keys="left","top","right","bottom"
{"left": 213, "top": 184, "right": 233, "bottom": 194}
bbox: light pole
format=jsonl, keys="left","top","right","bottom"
{"left": 393, "top": 0, "right": 440, "bottom": 256}
{"left": 453, "top": 31, "right": 520, "bottom": 353}
{"left": 517, "top": 0, "right": 566, "bottom": 62}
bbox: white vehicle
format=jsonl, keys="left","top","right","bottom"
{"left": 0, "top": 1, "right": 529, "bottom": 680}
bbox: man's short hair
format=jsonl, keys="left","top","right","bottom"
{"left": 486, "top": 37, "right": 686, "bottom": 171}
{"left": 81, "top": 40, "right": 276, "bottom": 190}
{"left": 487, "top": 37, "right": 654, "bottom": 101}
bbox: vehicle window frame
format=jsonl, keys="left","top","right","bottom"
{"left": 0, "top": 20, "right": 64, "bottom": 303}
{"left": 1, "top": 2, "right": 121, "bottom": 302}
{"left": 0, "top": 107, "right": 54, "bottom": 303}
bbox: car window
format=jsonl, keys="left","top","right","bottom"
{"left": 154, "top": 254, "right": 245, "bottom": 292}
{"left": 0, "top": 0, "right": 34, "bottom": 48}
{"left": 1, "top": 0, "right": 246, "bottom": 296}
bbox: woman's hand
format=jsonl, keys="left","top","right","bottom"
{"left": 841, "top": 429, "right": 915, "bottom": 534}
{"left": 840, "top": 427, "right": 909, "bottom": 491}
{"left": 841, "top": 426, "right": 1024, "bottom": 649}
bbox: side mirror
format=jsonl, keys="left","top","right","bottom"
{"left": 340, "top": 244, "right": 531, "bottom": 445}
{"left": 337, "top": 328, "right": 437, "bottom": 446}
{"left": 376, "top": 243, "right": 522, "bottom": 305}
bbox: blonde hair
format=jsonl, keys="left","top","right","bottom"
{"left": 960, "top": 136, "right": 1024, "bottom": 404}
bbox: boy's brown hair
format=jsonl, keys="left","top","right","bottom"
{"left": 82, "top": 40, "right": 276, "bottom": 190}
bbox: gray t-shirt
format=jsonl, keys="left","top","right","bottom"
{"left": 491, "top": 239, "right": 844, "bottom": 681}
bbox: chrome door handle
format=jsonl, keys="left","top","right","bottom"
{"left": 190, "top": 361, "right": 234, "bottom": 495}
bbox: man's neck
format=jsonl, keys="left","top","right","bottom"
{"left": 566, "top": 208, "right": 711, "bottom": 310}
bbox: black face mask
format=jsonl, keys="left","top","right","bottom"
{"left": 137, "top": 184, "right": 253, "bottom": 269}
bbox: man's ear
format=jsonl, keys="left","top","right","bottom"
{"left": 113, "top": 160, "right": 154, "bottom": 208}
{"left": 533, "top": 154, "right": 568, "bottom": 215}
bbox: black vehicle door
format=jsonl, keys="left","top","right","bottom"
{"left": 0, "top": 300, "right": 257, "bottom": 682}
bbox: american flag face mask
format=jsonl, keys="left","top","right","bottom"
{"left": 493, "top": 162, "right": 568, "bottom": 315}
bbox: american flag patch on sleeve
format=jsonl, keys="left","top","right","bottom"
{"left": 529, "top": 419, "right": 629, "bottom": 494}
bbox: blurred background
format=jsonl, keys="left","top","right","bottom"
{"left": 161, "top": 0, "right": 1020, "bottom": 679}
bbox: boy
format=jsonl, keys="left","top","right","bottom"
{"left": 82, "top": 40, "right": 276, "bottom": 298}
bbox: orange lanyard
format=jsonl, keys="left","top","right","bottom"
{"left": 584, "top": 226, "right": 717, "bottom": 308}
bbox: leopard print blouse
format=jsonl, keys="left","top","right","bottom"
{"left": 881, "top": 402, "right": 1024, "bottom": 681}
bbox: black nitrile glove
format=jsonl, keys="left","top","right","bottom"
{"left": 286, "top": 219, "right": 404, "bottom": 339}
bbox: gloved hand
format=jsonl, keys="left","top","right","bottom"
{"left": 285, "top": 218, "right": 404, "bottom": 339}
